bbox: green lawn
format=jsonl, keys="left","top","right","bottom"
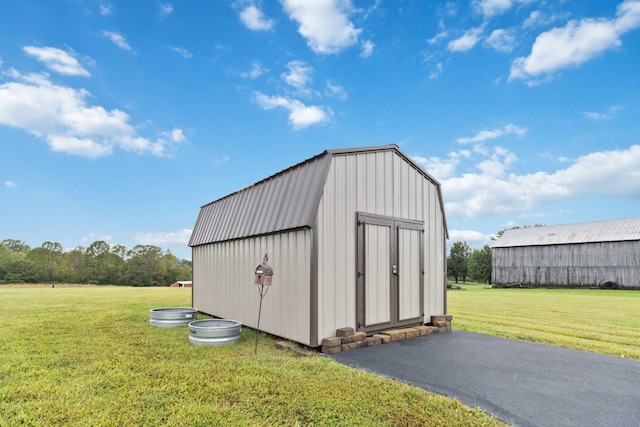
{"left": 0, "top": 285, "right": 503, "bottom": 427}
{"left": 448, "top": 285, "right": 640, "bottom": 360}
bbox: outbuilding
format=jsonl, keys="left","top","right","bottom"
{"left": 188, "top": 145, "right": 449, "bottom": 347}
{"left": 170, "top": 281, "right": 192, "bottom": 288}
{"left": 491, "top": 218, "right": 640, "bottom": 289}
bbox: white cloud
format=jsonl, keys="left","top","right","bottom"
{"left": 159, "top": 2, "right": 173, "bottom": 19}
{"left": 523, "top": 10, "right": 541, "bottom": 27}
{"left": 449, "top": 229, "right": 492, "bottom": 244}
{"left": 510, "top": 0, "right": 640, "bottom": 82}
{"left": 555, "top": 145, "right": 640, "bottom": 195}
{"left": 23, "top": 46, "right": 89, "bottom": 77}
{"left": 239, "top": 61, "right": 268, "bottom": 79}
{"left": 252, "top": 92, "right": 332, "bottom": 129}
{"left": 427, "top": 31, "right": 449, "bottom": 45}
{"left": 214, "top": 155, "right": 230, "bottom": 165}
{"left": 430, "top": 63, "right": 444, "bottom": 80}
{"left": 447, "top": 26, "right": 484, "bottom": 52}
{"left": 324, "top": 80, "right": 347, "bottom": 100}
{"left": 523, "top": 10, "right": 566, "bottom": 29}
{"left": 0, "top": 71, "right": 184, "bottom": 158}
{"left": 166, "top": 128, "right": 186, "bottom": 143}
{"left": 476, "top": 146, "right": 518, "bottom": 178}
{"left": 360, "top": 40, "right": 374, "bottom": 58}
{"left": 582, "top": 105, "right": 623, "bottom": 120}
{"left": 281, "top": 0, "right": 361, "bottom": 54}
{"left": 99, "top": 4, "right": 112, "bottom": 16}
{"left": 474, "top": 0, "right": 513, "bottom": 17}
{"left": 47, "top": 135, "right": 114, "bottom": 157}
{"left": 82, "top": 233, "right": 113, "bottom": 243}
{"left": 169, "top": 46, "right": 192, "bottom": 58}
{"left": 134, "top": 228, "right": 192, "bottom": 246}
{"left": 102, "top": 31, "right": 132, "bottom": 51}
{"left": 484, "top": 29, "right": 516, "bottom": 52}
{"left": 239, "top": 3, "right": 274, "bottom": 31}
{"left": 4, "top": 180, "right": 17, "bottom": 188}
{"left": 412, "top": 151, "right": 467, "bottom": 180}
{"left": 474, "top": 0, "right": 535, "bottom": 18}
{"left": 281, "top": 60, "right": 314, "bottom": 96}
{"left": 456, "top": 124, "right": 527, "bottom": 144}
{"left": 442, "top": 144, "right": 640, "bottom": 218}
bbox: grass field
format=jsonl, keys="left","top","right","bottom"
{"left": 447, "top": 285, "right": 640, "bottom": 360}
{"left": 0, "top": 285, "right": 503, "bottom": 427}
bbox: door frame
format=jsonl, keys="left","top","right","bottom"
{"left": 356, "top": 212, "right": 425, "bottom": 334}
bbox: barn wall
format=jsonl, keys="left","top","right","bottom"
{"left": 316, "top": 150, "right": 447, "bottom": 342}
{"left": 192, "top": 229, "right": 312, "bottom": 345}
{"left": 492, "top": 241, "right": 640, "bottom": 289}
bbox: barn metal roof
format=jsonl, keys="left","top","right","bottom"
{"left": 189, "top": 144, "right": 445, "bottom": 247}
{"left": 491, "top": 217, "right": 640, "bottom": 248}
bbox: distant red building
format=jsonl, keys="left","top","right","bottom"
{"left": 170, "top": 281, "right": 192, "bottom": 288}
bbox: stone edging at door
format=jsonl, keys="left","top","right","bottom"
{"left": 321, "top": 315, "right": 453, "bottom": 354}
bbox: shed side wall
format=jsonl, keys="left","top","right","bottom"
{"left": 192, "top": 229, "right": 312, "bottom": 345}
{"left": 316, "top": 151, "right": 446, "bottom": 342}
{"left": 492, "top": 241, "right": 640, "bottom": 288}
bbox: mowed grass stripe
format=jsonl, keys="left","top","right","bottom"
{"left": 453, "top": 308, "right": 640, "bottom": 340}
{"left": 449, "top": 286, "right": 640, "bottom": 360}
{"left": 0, "top": 285, "right": 504, "bottom": 427}
{"left": 453, "top": 320, "right": 640, "bottom": 358}
{"left": 454, "top": 314, "right": 640, "bottom": 348}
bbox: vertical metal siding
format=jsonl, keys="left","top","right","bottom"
{"left": 316, "top": 150, "right": 446, "bottom": 342}
{"left": 427, "top": 184, "right": 446, "bottom": 317}
{"left": 398, "top": 227, "right": 421, "bottom": 320}
{"left": 364, "top": 223, "right": 391, "bottom": 325}
{"left": 192, "top": 229, "right": 312, "bottom": 345}
{"left": 492, "top": 241, "right": 640, "bottom": 289}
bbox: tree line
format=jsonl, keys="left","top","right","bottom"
{"left": 447, "top": 242, "right": 491, "bottom": 284}
{"left": 447, "top": 225, "right": 544, "bottom": 284}
{"left": 0, "top": 239, "right": 191, "bottom": 286}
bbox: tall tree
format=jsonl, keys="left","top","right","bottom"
{"left": 110, "top": 245, "right": 128, "bottom": 285}
{"left": 26, "top": 242, "right": 63, "bottom": 282}
{"left": 2, "top": 239, "right": 31, "bottom": 253}
{"left": 0, "top": 244, "right": 12, "bottom": 281}
{"left": 128, "top": 245, "right": 163, "bottom": 286}
{"left": 469, "top": 245, "right": 492, "bottom": 284}
{"left": 62, "top": 247, "right": 86, "bottom": 283}
{"left": 154, "top": 251, "right": 182, "bottom": 286}
{"left": 447, "top": 241, "right": 472, "bottom": 283}
{"left": 179, "top": 261, "right": 192, "bottom": 281}
{"left": 5, "top": 260, "right": 37, "bottom": 283}
{"left": 85, "top": 241, "right": 116, "bottom": 284}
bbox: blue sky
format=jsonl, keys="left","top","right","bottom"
{"left": 1, "top": 0, "right": 639, "bottom": 260}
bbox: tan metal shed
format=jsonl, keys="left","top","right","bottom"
{"left": 189, "top": 145, "right": 449, "bottom": 347}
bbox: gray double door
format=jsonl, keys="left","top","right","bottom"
{"left": 356, "top": 212, "right": 424, "bottom": 334}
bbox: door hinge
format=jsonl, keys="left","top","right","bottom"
{"left": 357, "top": 271, "right": 363, "bottom": 278}
{"left": 357, "top": 220, "right": 364, "bottom": 226}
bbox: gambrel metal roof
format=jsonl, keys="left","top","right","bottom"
{"left": 492, "top": 217, "right": 640, "bottom": 248}
{"left": 189, "top": 145, "right": 446, "bottom": 247}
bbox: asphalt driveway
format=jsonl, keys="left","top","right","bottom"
{"left": 328, "top": 330, "right": 640, "bottom": 427}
